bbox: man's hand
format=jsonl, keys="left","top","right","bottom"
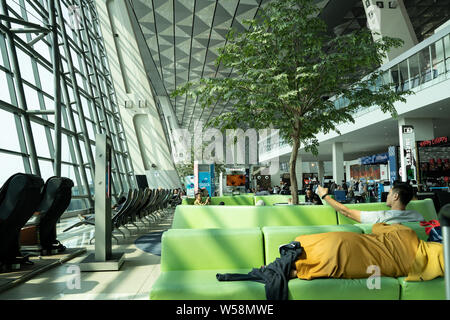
{"left": 316, "top": 185, "right": 328, "bottom": 199}
{"left": 316, "top": 185, "right": 362, "bottom": 223}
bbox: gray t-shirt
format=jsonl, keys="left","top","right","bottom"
{"left": 359, "top": 209, "right": 425, "bottom": 224}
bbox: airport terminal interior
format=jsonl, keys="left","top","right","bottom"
{"left": 1, "top": 0, "right": 450, "bottom": 301}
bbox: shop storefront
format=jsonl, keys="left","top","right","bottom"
{"left": 417, "top": 136, "right": 450, "bottom": 190}
{"left": 350, "top": 152, "right": 389, "bottom": 181}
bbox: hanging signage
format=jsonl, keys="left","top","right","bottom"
{"left": 185, "top": 175, "right": 195, "bottom": 197}
{"left": 360, "top": 152, "right": 389, "bottom": 165}
{"left": 197, "top": 164, "right": 215, "bottom": 197}
{"left": 401, "top": 125, "right": 417, "bottom": 181}
{"left": 418, "top": 136, "right": 448, "bottom": 148}
{"left": 198, "top": 171, "right": 211, "bottom": 195}
{"left": 388, "top": 146, "right": 398, "bottom": 184}
{"left": 209, "top": 164, "right": 215, "bottom": 196}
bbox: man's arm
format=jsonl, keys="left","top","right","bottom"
{"left": 316, "top": 186, "right": 361, "bottom": 223}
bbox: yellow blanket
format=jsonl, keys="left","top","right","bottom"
{"left": 293, "top": 223, "right": 444, "bottom": 281}
{"left": 406, "top": 240, "right": 444, "bottom": 281}
{"left": 294, "top": 223, "right": 419, "bottom": 280}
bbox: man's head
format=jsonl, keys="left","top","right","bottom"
{"left": 306, "top": 188, "right": 313, "bottom": 198}
{"left": 386, "top": 182, "right": 414, "bottom": 208}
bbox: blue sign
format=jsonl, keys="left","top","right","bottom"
{"left": 361, "top": 152, "right": 389, "bottom": 165}
{"left": 198, "top": 165, "right": 215, "bottom": 197}
{"left": 388, "top": 146, "right": 397, "bottom": 184}
{"left": 185, "top": 175, "right": 195, "bottom": 197}
{"left": 209, "top": 164, "right": 215, "bottom": 196}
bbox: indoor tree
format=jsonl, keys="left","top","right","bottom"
{"left": 172, "top": 0, "right": 411, "bottom": 204}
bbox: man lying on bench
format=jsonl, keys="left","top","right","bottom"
{"left": 218, "top": 222, "right": 443, "bottom": 300}
{"left": 316, "top": 181, "right": 424, "bottom": 224}
{"left": 289, "top": 222, "right": 443, "bottom": 282}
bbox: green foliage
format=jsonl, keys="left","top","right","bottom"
{"left": 174, "top": 142, "right": 226, "bottom": 180}
{"left": 171, "top": 0, "right": 412, "bottom": 199}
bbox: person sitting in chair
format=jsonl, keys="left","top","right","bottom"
{"left": 112, "top": 196, "right": 126, "bottom": 212}
{"left": 316, "top": 181, "right": 424, "bottom": 224}
{"left": 200, "top": 188, "right": 211, "bottom": 205}
{"left": 194, "top": 191, "right": 210, "bottom": 206}
{"left": 304, "top": 188, "right": 322, "bottom": 205}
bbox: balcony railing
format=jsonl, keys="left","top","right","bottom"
{"left": 334, "top": 24, "right": 450, "bottom": 115}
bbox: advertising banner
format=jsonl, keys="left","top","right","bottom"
{"left": 199, "top": 171, "right": 212, "bottom": 197}
{"left": 209, "top": 164, "right": 215, "bottom": 196}
{"left": 388, "top": 146, "right": 397, "bottom": 184}
{"left": 400, "top": 125, "right": 417, "bottom": 182}
{"left": 245, "top": 168, "right": 250, "bottom": 191}
{"left": 185, "top": 175, "right": 195, "bottom": 197}
{"left": 360, "top": 152, "right": 389, "bottom": 165}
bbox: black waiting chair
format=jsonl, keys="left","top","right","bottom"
{"left": 63, "top": 188, "right": 135, "bottom": 242}
{"left": 23, "top": 176, "right": 74, "bottom": 255}
{"left": 0, "top": 173, "right": 44, "bottom": 271}
{"left": 435, "top": 191, "right": 450, "bottom": 215}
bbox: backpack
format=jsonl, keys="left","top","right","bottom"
{"left": 420, "top": 220, "right": 443, "bottom": 243}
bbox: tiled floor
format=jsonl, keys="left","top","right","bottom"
{"left": 0, "top": 209, "right": 174, "bottom": 300}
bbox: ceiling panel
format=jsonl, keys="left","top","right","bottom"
{"left": 130, "top": 0, "right": 450, "bottom": 131}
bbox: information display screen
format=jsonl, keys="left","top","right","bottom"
{"left": 226, "top": 174, "right": 246, "bottom": 186}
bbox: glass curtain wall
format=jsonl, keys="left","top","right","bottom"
{"left": 0, "top": 0, "right": 136, "bottom": 213}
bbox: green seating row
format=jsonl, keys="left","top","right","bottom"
{"left": 172, "top": 204, "right": 338, "bottom": 229}
{"left": 150, "top": 224, "right": 444, "bottom": 300}
{"left": 181, "top": 194, "right": 304, "bottom": 206}
{"left": 173, "top": 198, "right": 438, "bottom": 229}
{"left": 181, "top": 195, "right": 255, "bottom": 206}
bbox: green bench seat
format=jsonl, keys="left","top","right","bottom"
{"left": 397, "top": 277, "right": 446, "bottom": 300}
{"left": 181, "top": 195, "right": 255, "bottom": 206}
{"left": 151, "top": 222, "right": 444, "bottom": 300}
{"left": 152, "top": 198, "right": 442, "bottom": 300}
{"left": 151, "top": 269, "right": 266, "bottom": 300}
{"left": 337, "top": 198, "right": 437, "bottom": 225}
{"left": 288, "top": 277, "right": 400, "bottom": 300}
{"left": 253, "top": 195, "right": 305, "bottom": 205}
{"left": 150, "top": 228, "right": 266, "bottom": 300}
{"left": 172, "top": 205, "right": 338, "bottom": 229}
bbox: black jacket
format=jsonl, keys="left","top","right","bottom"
{"left": 216, "top": 241, "right": 303, "bottom": 300}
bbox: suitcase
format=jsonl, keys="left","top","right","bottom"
{"left": 20, "top": 225, "right": 39, "bottom": 246}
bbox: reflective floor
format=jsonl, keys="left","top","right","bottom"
{"left": 0, "top": 210, "right": 174, "bottom": 300}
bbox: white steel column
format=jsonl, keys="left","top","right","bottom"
{"left": 317, "top": 160, "right": 325, "bottom": 185}
{"left": 398, "top": 117, "right": 435, "bottom": 182}
{"left": 332, "top": 142, "right": 344, "bottom": 185}
{"left": 362, "top": 0, "right": 418, "bottom": 62}
{"left": 271, "top": 167, "right": 281, "bottom": 188}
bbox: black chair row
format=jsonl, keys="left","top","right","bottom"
{"left": 417, "top": 190, "right": 450, "bottom": 214}
{"left": 0, "top": 173, "right": 73, "bottom": 272}
{"left": 64, "top": 187, "right": 176, "bottom": 243}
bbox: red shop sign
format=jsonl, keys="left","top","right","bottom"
{"left": 419, "top": 136, "right": 448, "bottom": 148}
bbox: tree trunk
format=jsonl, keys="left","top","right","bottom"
{"left": 289, "top": 136, "right": 300, "bottom": 204}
